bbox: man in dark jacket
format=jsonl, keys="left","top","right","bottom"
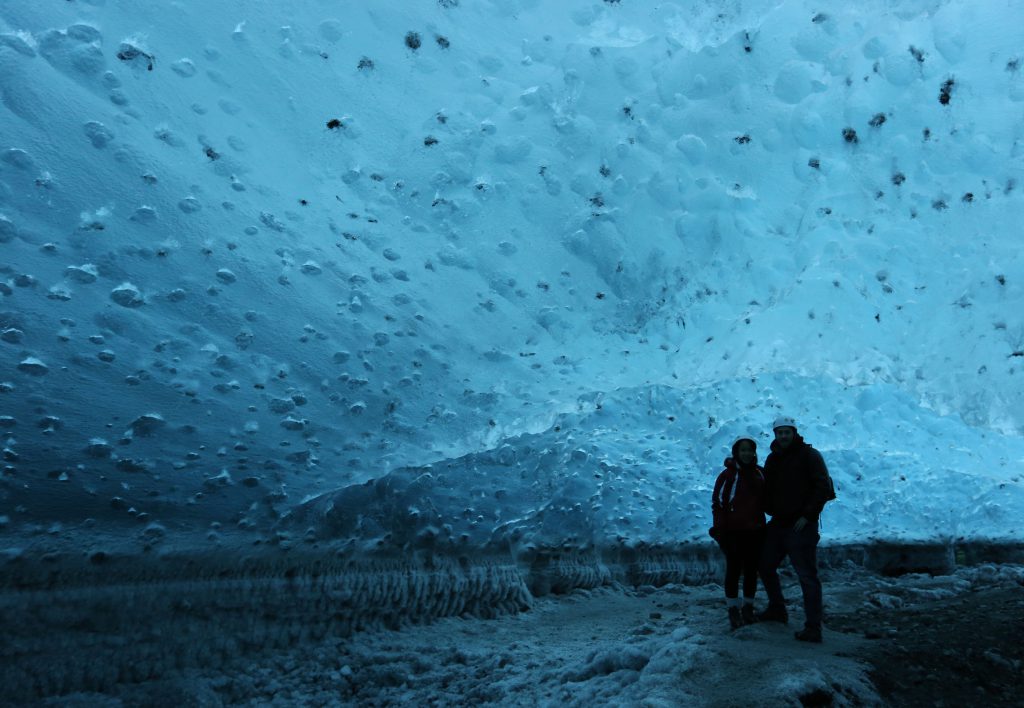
{"left": 757, "top": 416, "right": 834, "bottom": 643}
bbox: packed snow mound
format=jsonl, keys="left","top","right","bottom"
{"left": 283, "top": 377, "right": 1024, "bottom": 552}
{"left": 0, "top": 0, "right": 1022, "bottom": 543}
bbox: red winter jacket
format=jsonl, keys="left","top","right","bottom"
{"left": 711, "top": 458, "right": 766, "bottom": 531}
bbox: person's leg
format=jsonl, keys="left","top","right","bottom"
{"left": 758, "top": 522, "right": 786, "bottom": 606}
{"left": 741, "top": 529, "right": 764, "bottom": 623}
{"left": 741, "top": 529, "right": 762, "bottom": 599}
{"left": 722, "top": 533, "right": 742, "bottom": 600}
{"left": 788, "top": 524, "right": 823, "bottom": 637}
{"left": 720, "top": 533, "right": 743, "bottom": 629}
{"left": 758, "top": 521, "right": 790, "bottom": 621}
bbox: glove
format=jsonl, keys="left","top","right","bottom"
{"left": 708, "top": 526, "right": 719, "bottom": 540}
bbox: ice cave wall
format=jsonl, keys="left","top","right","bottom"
{"left": 0, "top": 0, "right": 1022, "bottom": 549}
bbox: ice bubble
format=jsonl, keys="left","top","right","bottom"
{"left": 48, "top": 285, "right": 72, "bottom": 301}
{"left": 131, "top": 206, "right": 158, "bottom": 223}
{"left": 519, "top": 86, "right": 541, "bottom": 105}
{"left": 0, "top": 32, "right": 36, "bottom": 58}
{"left": 130, "top": 413, "right": 166, "bottom": 436}
{"left": 171, "top": 58, "right": 197, "bottom": 77}
{"left": 862, "top": 36, "right": 887, "bottom": 60}
{"left": 280, "top": 417, "right": 305, "bottom": 430}
{"left": 110, "top": 283, "right": 144, "bottom": 307}
{"left": 495, "top": 138, "right": 532, "bottom": 163}
{"left": 67, "top": 24, "right": 102, "bottom": 43}
{"left": 675, "top": 135, "right": 706, "bottom": 164}
{"left": 260, "top": 212, "right": 286, "bottom": 231}
{"left": 0, "top": 214, "right": 16, "bottom": 242}
{"left": 792, "top": 112, "right": 828, "bottom": 150}
{"left": 1, "top": 328, "right": 24, "bottom": 343}
{"left": 319, "top": 19, "right": 344, "bottom": 43}
{"left": 84, "top": 121, "right": 114, "bottom": 148}
{"left": 2, "top": 149, "right": 34, "bottom": 170}
{"left": 269, "top": 398, "right": 295, "bottom": 414}
{"left": 17, "top": 357, "right": 48, "bottom": 375}
{"left": 878, "top": 53, "right": 917, "bottom": 87}
{"left": 117, "top": 458, "right": 150, "bottom": 474}
{"left": 204, "top": 470, "right": 233, "bottom": 488}
{"left": 179, "top": 197, "right": 202, "bottom": 213}
{"left": 773, "top": 61, "right": 826, "bottom": 104}
{"left": 66, "top": 264, "right": 98, "bottom": 283}
{"left": 933, "top": 13, "right": 966, "bottom": 64}
{"left": 142, "top": 522, "right": 167, "bottom": 539}
{"left": 84, "top": 439, "right": 113, "bottom": 457}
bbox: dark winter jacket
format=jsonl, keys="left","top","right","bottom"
{"left": 762, "top": 435, "right": 832, "bottom": 526}
{"left": 711, "top": 458, "right": 766, "bottom": 531}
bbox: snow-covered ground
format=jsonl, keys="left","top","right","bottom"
{"left": 20, "top": 563, "right": 1023, "bottom": 707}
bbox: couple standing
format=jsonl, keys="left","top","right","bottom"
{"left": 710, "top": 416, "right": 835, "bottom": 643}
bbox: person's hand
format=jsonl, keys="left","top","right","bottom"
{"left": 793, "top": 517, "right": 808, "bottom": 531}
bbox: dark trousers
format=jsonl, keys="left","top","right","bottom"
{"left": 760, "top": 520, "right": 823, "bottom": 628}
{"left": 717, "top": 529, "right": 765, "bottom": 599}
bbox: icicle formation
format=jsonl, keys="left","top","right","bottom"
{"left": 0, "top": 550, "right": 531, "bottom": 703}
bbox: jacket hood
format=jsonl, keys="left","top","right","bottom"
{"left": 729, "top": 437, "right": 759, "bottom": 467}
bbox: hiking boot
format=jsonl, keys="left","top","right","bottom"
{"left": 741, "top": 604, "right": 757, "bottom": 625}
{"left": 794, "top": 625, "right": 823, "bottom": 643}
{"left": 728, "top": 606, "right": 743, "bottom": 630}
{"left": 756, "top": 604, "right": 789, "bottom": 624}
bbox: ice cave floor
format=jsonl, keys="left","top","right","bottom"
{"left": 2, "top": 542, "right": 1022, "bottom": 707}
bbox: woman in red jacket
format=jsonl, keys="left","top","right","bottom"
{"left": 710, "top": 437, "right": 767, "bottom": 629}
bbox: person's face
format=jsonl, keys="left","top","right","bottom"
{"left": 736, "top": 440, "right": 756, "bottom": 465}
{"left": 774, "top": 426, "right": 795, "bottom": 448}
